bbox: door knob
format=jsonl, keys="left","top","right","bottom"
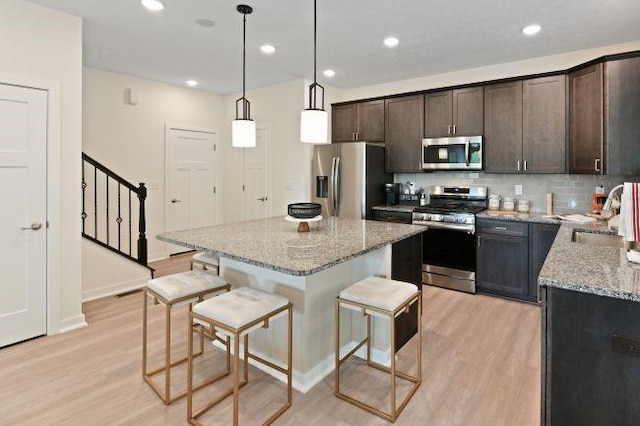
{"left": 171, "top": 199, "right": 181, "bottom": 203}
{"left": 257, "top": 197, "right": 267, "bottom": 202}
{"left": 21, "top": 222, "right": 43, "bottom": 230}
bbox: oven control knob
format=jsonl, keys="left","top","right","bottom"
{"left": 422, "top": 214, "right": 431, "bottom": 221}
{"left": 431, "top": 214, "right": 442, "bottom": 222}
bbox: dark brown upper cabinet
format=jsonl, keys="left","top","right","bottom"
{"left": 484, "top": 81, "right": 523, "bottom": 173}
{"left": 424, "top": 87, "right": 483, "bottom": 137}
{"left": 385, "top": 94, "right": 424, "bottom": 173}
{"left": 569, "top": 63, "right": 604, "bottom": 174}
{"left": 484, "top": 76, "right": 566, "bottom": 173}
{"left": 605, "top": 56, "right": 640, "bottom": 176}
{"left": 522, "top": 75, "right": 567, "bottom": 173}
{"left": 331, "top": 100, "right": 384, "bottom": 143}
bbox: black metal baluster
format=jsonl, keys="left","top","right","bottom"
{"left": 94, "top": 166, "right": 97, "bottom": 238}
{"left": 106, "top": 175, "right": 110, "bottom": 245}
{"left": 117, "top": 184, "right": 122, "bottom": 251}
{"left": 129, "top": 189, "right": 132, "bottom": 256}
{"left": 81, "top": 161, "right": 87, "bottom": 234}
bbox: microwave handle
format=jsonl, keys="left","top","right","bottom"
{"left": 465, "top": 140, "right": 470, "bottom": 167}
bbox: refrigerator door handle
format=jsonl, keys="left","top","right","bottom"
{"left": 332, "top": 156, "right": 341, "bottom": 214}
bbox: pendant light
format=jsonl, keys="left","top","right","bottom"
{"left": 232, "top": 4, "right": 256, "bottom": 148}
{"left": 300, "top": 0, "right": 328, "bottom": 144}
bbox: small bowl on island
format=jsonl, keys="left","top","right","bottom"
{"left": 287, "top": 203, "right": 321, "bottom": 219}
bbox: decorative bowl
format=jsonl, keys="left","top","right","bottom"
{"left": 287, "top": 203, "right": 321, "bottom": 219}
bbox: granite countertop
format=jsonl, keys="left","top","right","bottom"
{"left": 372, "top": 205, "right": 416, "bottom": 213}
{"left": 157, "top": 216, "right": 424, "bottom": 276}
{"left": 476, "top": 210, "right": 562, "bottom": 224}
{"left": 538, "top": 222, "right": 640, "bottom": 302}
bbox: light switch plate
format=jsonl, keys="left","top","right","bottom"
{"left": 515, "top": 185, "right": 523, "bottom": 195}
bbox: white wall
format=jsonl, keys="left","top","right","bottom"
{"left": 340, "top": 40, "right": 640, "bottom": 101}
{"left": 83, "top": 68, "right": 225, "bottom": 262}
{"left": 0, "top": 0, "right": 83, "bottom": 332}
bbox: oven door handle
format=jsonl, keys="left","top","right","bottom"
{"left": 413, "top": 221, "right": 475, "bottom": 234}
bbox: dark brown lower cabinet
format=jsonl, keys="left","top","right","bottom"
{"left": 391, "top": 232, "right": 423, "bottom": 350}
{"left": 542, "top": 287, "right": 640, "bottom": 425}
{"left": 476, "top": 219, "right": 558, "bottom": 303}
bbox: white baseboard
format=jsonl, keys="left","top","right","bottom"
{"left": 58, "top": 314, "right": 88, "bottom": 334}
{"left": 211, "top": 338, "right": 390, "bottom": 394}
{"left": 82, "top": 277, "right": 148, "bottom": 302}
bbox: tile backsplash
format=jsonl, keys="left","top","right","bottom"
{"left": 396, "top": 172, "right": 639, "bottom": 214}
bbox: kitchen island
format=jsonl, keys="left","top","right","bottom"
{"left": 157, "top": 216, "right": 424, "bottom": 392}
{"left": 538, "top": 223, "right": 640, "bottom": 425}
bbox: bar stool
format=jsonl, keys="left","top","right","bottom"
{"left": 187, "top": 287, "right": 293, "bottom": 426}
{"left": 142, "top": 270, "right": 230, "bottom": 404}
{"left": 191, "top": 252, "right": 219, "bottom": 274}
{"left": 335, "top": 276, "right": 422, "bottom": 422}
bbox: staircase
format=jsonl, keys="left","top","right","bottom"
{"left": 81, "top": 153, "right": 153, "bottom": 275}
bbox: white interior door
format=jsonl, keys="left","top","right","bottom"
{"left": 0, "top": 83, "right": 47, "bottom": 347}
{"left": 242, "top": 127, "right": 270, "bottom": 220}
{"left": 165, "top": 127, "right": 217, "bottom": 255}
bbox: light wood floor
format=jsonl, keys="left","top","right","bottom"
{"left": 0, "top": 274, "right": 541, "bottom": 425}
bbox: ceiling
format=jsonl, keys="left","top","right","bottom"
{"left": 28, "top": 0, "right": 640, "bottom": 95}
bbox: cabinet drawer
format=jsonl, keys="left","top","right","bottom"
{"left": 372, "top": 210, "right": 412, "bottom": 224}
{"left": 477, "top": 219, "right": 529, "bottom": 237}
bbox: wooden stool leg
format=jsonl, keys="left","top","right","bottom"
{"left": 164, "top": 303, "right": 171, "bottom": 403}
{"left": 142, "top": 290, "right": 148, "bottom": 379}
{"left": 233, "top": 333, "right": 241, "bottom": 426}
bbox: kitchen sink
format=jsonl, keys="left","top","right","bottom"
{"left": 571, "top": 230, "right": 627, "bottom": 248}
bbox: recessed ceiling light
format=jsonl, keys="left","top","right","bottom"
{"left": 140, "top": 0, "right": 165, "bottom": 12}
{"left": 522, "top": 24, "right": 542, "bottom": 36}
{"left": 260, "top": 44, "right": 276, "bottom": 54}
{"left": 383, "top": 37, "right": 399, "bottom": 48}
{"left": 185, "top": 80, "right": 199, "bottom": 87}
{"left": 323, "top": 69, "right": 336, "bottom": 78}
{"left": 194, "top": 18, "right": 215, "bottom": 28}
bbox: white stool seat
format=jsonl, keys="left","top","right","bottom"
{"left": 192, "top": 251, "right": 219, "bottom": 266}
{"left": 147, "top": 270, "right": 227, "bottom": 301}
{"left": 194, "top": 287, "right": 288, "bottom": 330}
{"left": 340, "top": 276, "right": 419, "bottom": 312}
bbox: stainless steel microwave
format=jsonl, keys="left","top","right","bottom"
{"left": 422, "top": 136, "right": 483, "bottom": 170}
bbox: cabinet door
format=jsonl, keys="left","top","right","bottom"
{"left": 385, "top": 95, "right": 424, "bottom": 172}
{"left": 424, "top": 90, "right": 453, "bottom": 137}
{"left": 331, "top": 104, "right": 357, "bottom": 142}
{"left": 523, "top": 76, "right": 567, "bottom": 173}
{"left": 484, "top": 81, "right": 523, "bottom": 173}
{"left": 357, "top": 100, "right": 385, "bottom": 142}
{"left": 453, "top": 87, "right": 484, "bottom": 136}
{"left": 476, "top": 232, "right": 529, "bottom": 299}
{"left": 605, "top": 57, "right": 640, "bottom": 176}
{"left": 529, "top": 223, "right": 559, "bottom": 302}
{"left": 569, "top": 63, "right": 604, "bottom": 174}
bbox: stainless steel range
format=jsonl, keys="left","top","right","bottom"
{"left": 412, "top": 186, "right": 487, "bottom": 294}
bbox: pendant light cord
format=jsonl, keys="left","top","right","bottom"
{"left": 242, "top": 12, "right": 247, "bottom": 102}
{"left": 313, "top": 0, "right": 317, "bottom": 85}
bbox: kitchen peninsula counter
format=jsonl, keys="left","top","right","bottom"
{"left": 157, "top": 216, "right": 424, "bottom": 393}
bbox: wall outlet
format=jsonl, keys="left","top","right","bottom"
{"left": 148, "top": 181, "right": 159, "bottom": 190}
{"left": 515, "top": 185, "right": 523, "bottom": 195}
{"left": 284, "top": 181, "right": 295, "bottom": 191}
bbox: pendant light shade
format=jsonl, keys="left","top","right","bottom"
{"left": 232, "top": 118, "right": 256, "bottom": 147}
{"left": 300, "top": 0, "right": 329, "bottom": 144}
{"left": 300, "top": 108, "right": 328, "bottom": 143}
{"left": 232, "top": 5, "right": 256, "bottom": 148}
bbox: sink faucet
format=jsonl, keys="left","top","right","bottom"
{"left": 603, "top": 184, "right": 624, "bottom": 211}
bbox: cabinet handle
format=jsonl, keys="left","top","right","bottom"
{"left": 448, "top": 125, "right": 452, "bottom": 135}
{"left": 452, "top": 125, "right": 456, "bottom": 135}
{"left": 594, "top": 158, "right": 600, "bottom": 172}
{"left": 477, "top": 235, "right": 481, "bottom": 247}
{"left": 494, "top": 226, "right": 508, "bottom": 231}
{"left": 523, "top": 160, "right": 528, "bottom": 171}
{"left": 517, "top": 160, "right": 521, "bottom": 171}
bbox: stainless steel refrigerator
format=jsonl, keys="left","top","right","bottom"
{"left": 313, "top": 142, "right": 391, "bottom": 219}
